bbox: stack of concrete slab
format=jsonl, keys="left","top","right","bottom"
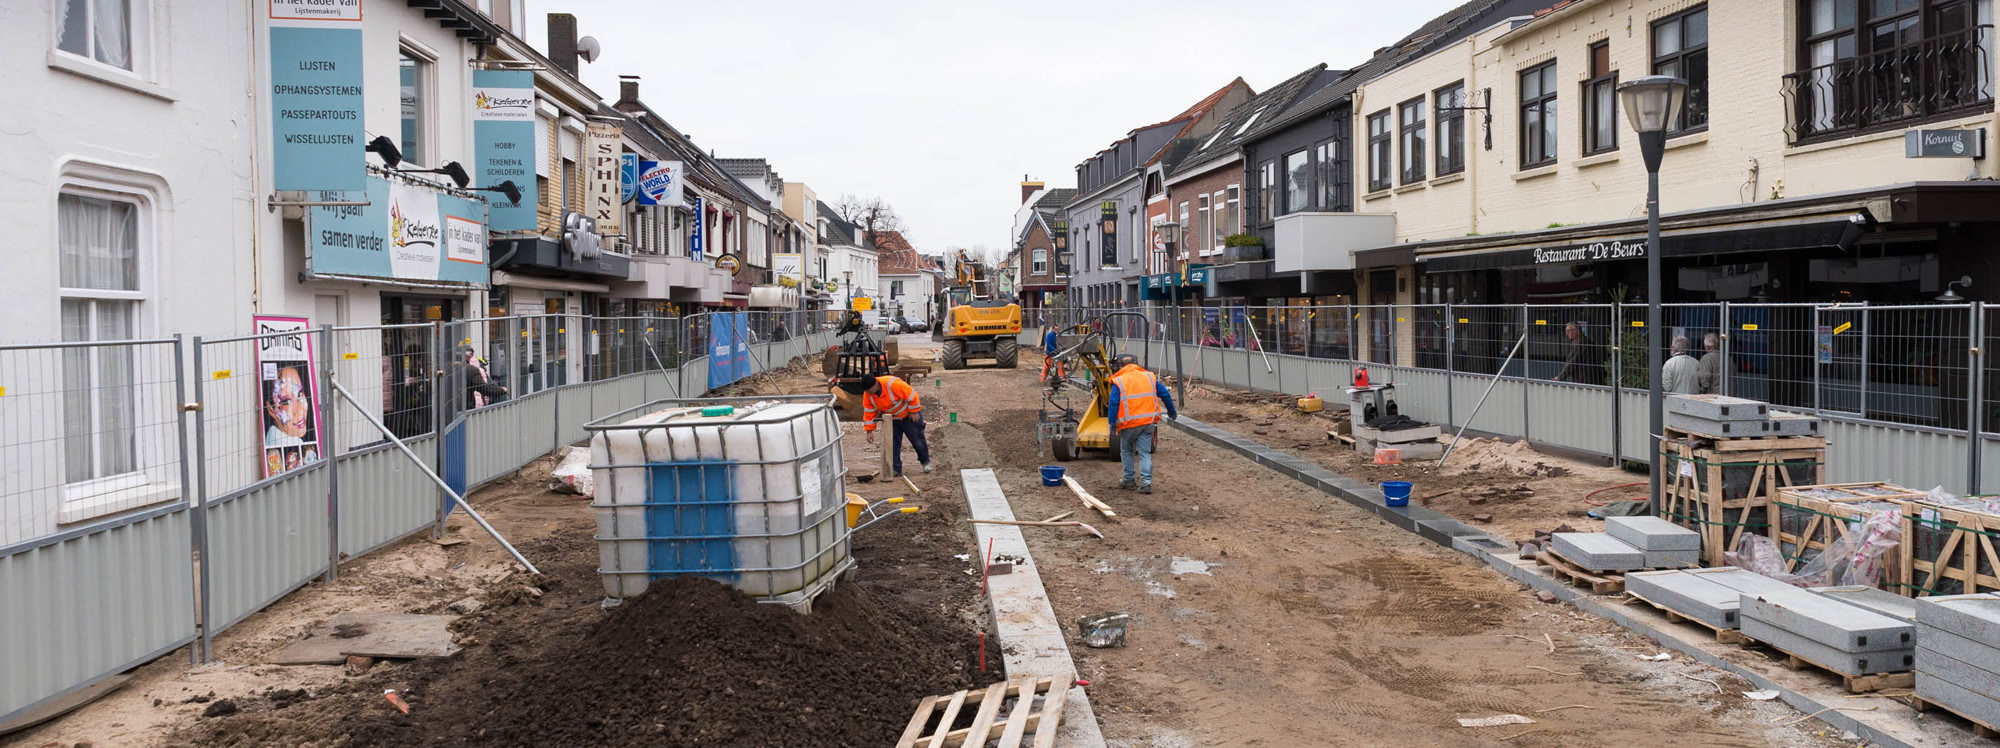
{"left": 1665, "top": 394, "right": 1822, "bottom": 439}
{"left": 1352, "top": 421, "right": 1443, "bottom": 460}
{"left": 1550, "top": 532, "right": 1645, "bottom": 572}
{"left": 1606, "top": 516, "right": 1701, "bottom": 568}
{"left": 1740, "top": 585, "right": 1914, "bottom": 676}
{"left": 1914, "top": 594, "right": 2000, "bottom": 729}
{"left": 1625, "top": 567, "right": 1798, "bottom": 630}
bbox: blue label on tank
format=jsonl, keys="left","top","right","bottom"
{"left": 645, "top": 461, "right": 736, "bottom": 577}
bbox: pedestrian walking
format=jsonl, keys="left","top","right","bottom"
{"left": 1107, "top": 353, "right": 1178, "bottom": 494}
{"left": 1661, "top": 335, "right": 1700, "bottom": 394}
{"left": 1697, "top": 332, "right": 1722, "bottom": 394}
{"left": 1554, "top": 321, "right": 1606, "bottom": 385}
{"left": 861, "top": 374, "right": 932, "bottom": 476}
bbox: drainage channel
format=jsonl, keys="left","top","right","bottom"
{"left": 959, "top": 468, "right": 1108, "bottom": 748}
{"left": 1165, "top": 416, "right": 1971, "bottom": 748}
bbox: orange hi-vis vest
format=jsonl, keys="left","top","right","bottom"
{"left": 1112, "top": 365, "right": 1164, "bottom": 429}
{"left": 862, "top": 375, "right": 921, "bottom": 432}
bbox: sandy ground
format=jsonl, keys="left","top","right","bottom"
{"left": 936, "top": 345, "right": 1844, "bottom": 748}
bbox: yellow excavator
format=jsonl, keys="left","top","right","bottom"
{"left": 938, "top": 249, "right": 1022, "bottom": 369}
{"left": 1040, "top": 311, "right": 1147, "bottom": 461}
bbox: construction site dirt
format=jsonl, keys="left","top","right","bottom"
{"left": 20, "top": 337, "right": 1844, "bottom": 747}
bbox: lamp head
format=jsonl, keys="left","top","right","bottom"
{"left": 440, "top": 161, "right": 471, "bottom": 189}
{"left": 495, "top": 180, "right": 523, "bottom": 205}
{"left": 1617, "top": 75, "right": 1687, "bottom": 135}
{"left": 1158, "top": 221, "right": 1181, "bottom": 244}
{"left": 1939, "top": 275, "right": 1974, "bottom": 302}
{"left": 365, "top": 135, "right": 403, "bottom": 168}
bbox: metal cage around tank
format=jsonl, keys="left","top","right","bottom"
{"left": 584, "top": 394, "right": 853, "bottom": 609}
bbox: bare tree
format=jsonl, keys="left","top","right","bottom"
{"left": 832, "top": 194, "right": 905, "bottom": 243}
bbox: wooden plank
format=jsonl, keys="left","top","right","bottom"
{"left": 1061, "top": 475, "right": 1116, "bottom": 518}
{"left": 959, "top": 681, "right": 1011, "bottom": 748}
{"left": 897, "top": 695, "right": 943, "bottom": 748}
{"left": 1030, "top": 679, "right": 1069, "bottom": 748}
{"left": 1917, "top": 697, "right": 2000, "bottom": 739}
{"left": 996, "top": 677, "right": 1042, "bottom": 747}
{"left": 0, "top": 674, "right": 131, "bottom": 736}
{"left": 924, "top": 689, "right": 972, "bottom": 748}
{"left": 272, "top": 612, "right": 461, "bottom": 664}
{"left": 1536, "top": 551, "right": 1624, "bottom": 594}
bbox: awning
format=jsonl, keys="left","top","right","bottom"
{"left": 490, "top": 270, "right": 613, "bottom": 293}
{"left": 1423, "top": 215, "right": 1862, "bottom": 273}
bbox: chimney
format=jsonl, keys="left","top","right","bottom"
{"left": 1020, "top": 177, "right": 1044, "bottom": 205}
{"left": 618, "top": 75, "right": 640, "bottom": 106}
{"left": 547, "top": 13, "right": 579, "bottom": 78}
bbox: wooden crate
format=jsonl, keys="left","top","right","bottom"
{"left": 1534, "top": 551, "right": 1624, "bottom": 594}
{"left": 897, "top": 675, "right": 1068, "bottom": 748}
{"left": 1902, "top": 498, "right": 2000, "bottom": 597}
{"left": 1769, "top": 483, "right": 1921, "bottom": 579}
{"left": 1660, "top": 437, "right": 1825, "bottom": 567}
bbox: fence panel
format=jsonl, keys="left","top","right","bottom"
{"left": 463, "top": 390, "right": 558, "bottom": 487}
{"left": 335, "top": 436, "right": 439, "bottom": 559}
{"left": 1450, "top": 374, "right": 1527, "bottom": 438}
{"left": 555, "top": 384, "right": 593, "bottom": 447}
{"left": 1524, "top": 381, "right": 1616, "bottom": 456}
{"left": 1825, "top": 416, "right": 1969, "bottom": 493}
{"left": 204, "top": 466, "right": 329, "bottom": 635}
{"left": 0, "top": 507, "right": 194, "bottom": 725}
{"left": 1619, "top": 389, "right": 1651, "bottom": 464}
{"left": 1383, "top": 367, "right": 1451, "bottom": 426}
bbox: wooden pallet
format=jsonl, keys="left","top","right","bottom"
{"left": 1624, "top": 591, "right": 1748, "bottom": 644}
{"left": 1535, "top": 551, "right": 1625, "bottom": 594}
{"left": 1915, "top": 696, "right": 2000, "bottom": 739}
{"left": 896, "top": 675, "right": 1068, "bottom": 748}
{"left": 1737, "top": 634, "right": 1915, "bottom": 694}
{"left": 1663, "top": 427, "right": 1829, "bottom": 452}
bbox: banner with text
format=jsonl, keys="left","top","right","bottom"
{"left": 471, "top": 69, "right": 537, "bottom": 231}
{"left": 708, "top": 312, "right": 737, "bottom": 389}
{"left": 635, "top": 160, "right": 685, "bottom": 207}
{"left": 308, "top": 175, "right": 490, "bottom": 286}
{"left": 269, "top": 0, "right": 365, "bottom": 191}
{"left": 585, "top": 122, "right": 623, "bottom": 236}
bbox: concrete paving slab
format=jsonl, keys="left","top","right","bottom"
{"left": 1643, "top": 549, "right": 1701, "bottom": 568}
{"left": 961, "top": 468, "right": 1106, "bottom": 748}
{"left": 1606, "top": 516, "right": 1701, "bottom": 552}
{"left": 1550, "top": 532, "right": 1644, "bottom": 572}
{"left": 1918, "top": 643, "right": 2000, "bottom": 700}
{"left": 1914, "top": 594, "right": 2000, "bottom": 645}
{"left": 1689, "top": 567, "right": 1800, "bottom": 597}
{"left": 1742, "top": 618, "right": 1914, "bottom": 675}
{"left": 1667, "top": 394, "right": 1770, "bottom": 421}
{"left": 1918, "top": 672, "right": 2000, "bottom": 729}
{"left": 1813, "top": 586, "right": 1916, "bottom": 622}
{"left": 1916, "top": 624, "right": 2000, "bottom": 673}
{"left": 1626, "top": 569, "right": 1740, "bottom": 630}
{"left": 1740, "top": 587, "right": 1914, "bottom": 653}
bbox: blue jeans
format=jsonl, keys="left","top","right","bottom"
{"left": 1117, "top": 425, "right": 1155, "bottom": 486}
{"left": 892, "top": 416, "right": 930, "bottom": 474}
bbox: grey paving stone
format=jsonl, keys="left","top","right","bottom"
{"left": 1916, "top": 624, "right": 2000, "bottom": 672}
{"left": 1813, "top": 586, "right": 1916, "bottom": 622}
{"left": 1643, "top": 548, "right": 1702, "bottom": 568}
{"left": 1918, "top": 672, "right": 2000, "bottom": 729}
{"left": 1741, "top": 618, "right": 1913, "bottom": 675}
{"left": 1740, "top": 586, "right": 1914, "bottom": 653}
{"left": 1551, "top": 532, "right": 1645, "bottom": 572}
{"left": 1917, "top": 643, "right": 2000, "bottom": 700}
{"left": 1627, "top": 569, "right": 1740, "bottom": 629}
{"left": 1607, "top": 516, "right": 1701, "bottom": 552}
{"left": 1689, "top": 567, "right": 1800, "bottom": 597}
{"left": 1914, "top": 594, "right": 2000, "bottom": 645}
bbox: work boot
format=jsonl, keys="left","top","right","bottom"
{"left": 1140, "top": 484, "right": 1154, "bottom": 494}
{"left": 1118, "top": 479, "right": 1136, "bottom": 490}
{"left": 922, "top": 462, "right": 934, "bottom": 473}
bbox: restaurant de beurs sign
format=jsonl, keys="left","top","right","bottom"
{"left": 269, "top": 0, "right": 365, "bottom": 191}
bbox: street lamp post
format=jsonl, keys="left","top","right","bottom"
{"left": 1618, "top": 75, "right": 1688, "bottom": 515}
{"left": 1159, "top": 221, "right": 1186, "bottom": 404}
{"left": 843, "top": 269, "right": 854, "bottom": 312}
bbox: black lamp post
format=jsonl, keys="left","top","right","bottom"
{"left": 1158, "top": 221, "right": 1186, "bottom": 404}
{"left": 1618, "top": 74, "right": 1687, "bottom": 513}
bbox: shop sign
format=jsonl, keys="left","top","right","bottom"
{"left": 1531, "top": 239, "right": 1646, "bottom": 265}
{"left": 774, "top": 252, "right": 802, "bottom": 281}
{"left": 636, "top": 160, "right": 685, "bottom": 206}
{"left": 690, "top": 197, "right": 706, "bottom": 261}
{"left": 1906, "top": 128, "right": 1985, "bottom": 158}
{"left": 471, "top": 69, "right": 537, "bottom": 231}
{"left": 1099, "top": 202, "right": 1118, "bottom": 268}
{"left": 716, "top": 253, "right": 742, "bottom": 275}
{"left": 584, "top": 122, "right": 623, "bottom": 236}
{"left": 619, "top": 154, "right": 639, "bottom": 203}
{"left": 269, "top": 0, "right": 364, "bottom": 191}
{"left": 308, "top": 174, "right": 489, "bottom": 286}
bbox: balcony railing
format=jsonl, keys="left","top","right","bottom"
{"left": 1783, "top": 25, "right": 1993, "bottom": 143}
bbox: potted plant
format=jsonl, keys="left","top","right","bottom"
{"left": 1222, "top": 233, "right": 1266, "bottom": 262}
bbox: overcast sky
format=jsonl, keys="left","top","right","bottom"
{"left": 530, "top": 1, "right": 1468, "bottom": 254}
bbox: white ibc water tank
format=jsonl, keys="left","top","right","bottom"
{"left": 589, "top": 399, "right": 848, "bottom": 601}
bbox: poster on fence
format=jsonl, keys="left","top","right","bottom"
{"left": 709, "top": 312, "right": 736, "bottom": 389}
{"left": 254, "top": 315, "right": 324, "bottom": 479}
{"left": 734, "top": 312, "right": 752, "bottom": 379}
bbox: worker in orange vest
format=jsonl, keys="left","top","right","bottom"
{"left": 862, "top": 374, "right": 933, "bottom": 476}
{"left": 1107, "top": 353, "right": 1177, "bottom": 494}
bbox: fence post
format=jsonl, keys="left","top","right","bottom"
{"left": 434, "top": 320, "right": 453, "bottom": 538}
{"left": 1719, "top": 301, "right": 1732, "bottom": 397}
{"left": 189, "top": 336, "right": 213, "bottom": 664}
{"left": 322, "top": 325, "right": 342, "bottom": 581}
{"left": 1445, "top": 304, "right": 1456, "bottom": 431}
{"left": 1970, "top": 302, "right": 1984, "bottom": 495}
{"left": 1812, "top": 305, "right": 1823, "bottom": 413}
{"left": 1520, "top": 304, "right": 1532, "bottom": 442}
{"left": 1860, "top": 306, "right": 1870, "bottom": 416}
{"left": 1611, "top": 304, "right": 1623, "bottom": 465}
{"left": 171, "top": 334, "right": 199, "bottom": 666}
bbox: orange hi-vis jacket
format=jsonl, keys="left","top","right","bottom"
{"left": 1111, "top": 365, "right": 1164, "bottom": 429}
{"left": 862, "top": 375, "right": 921, "bottom": 432}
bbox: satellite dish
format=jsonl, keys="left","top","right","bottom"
{"left": 576, "top": 36, "right": 602, "bottom": 63}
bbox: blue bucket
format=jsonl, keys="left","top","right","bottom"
{"left": 1040, "top": 465, "right": 1066, "bottom": 486}
{"left": 1382, "top": 481, "right": 1413, "bottom": 507}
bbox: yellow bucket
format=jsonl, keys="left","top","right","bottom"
{"left": 1297, "top": 396, "right": 1324, "bottom": 413}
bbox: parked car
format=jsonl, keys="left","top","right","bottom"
{"left": 894, "top": 316, "right": 924, "bottom": 333}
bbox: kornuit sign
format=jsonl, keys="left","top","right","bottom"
{"left": 1905, "top": 128, "right": 1986, "bottom": 159}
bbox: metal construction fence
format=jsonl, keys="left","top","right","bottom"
{"left": 1024, "top": 302, "right": 2000, "bottom": 497}
{"left": 0, "top": 310, "right": 841, "bottom": 727}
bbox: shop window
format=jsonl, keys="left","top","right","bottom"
{"left": 1520, "top": 61, "right": 1559, "bottom": 168}
{"left": 1435, "top": 83, "right": 1466, "bottom": 176}
{"left": 1367, "top": 110, "right": 1392, "bottom": 191}
{"left": 1583, "top": 41, "right": 1619, "bottom": 155}
{"left": 1654, "top": 6, "right": 1710, "bottom": 133}
{"left": 1398, "top": 97, "right": 1427, "bottom": 184}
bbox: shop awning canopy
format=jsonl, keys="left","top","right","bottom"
{"left": 1422, "top": 214, "right": 1862, "bottom": 273}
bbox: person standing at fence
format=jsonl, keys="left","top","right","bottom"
{"left": 1698, "top": 332, "right": 1722, "bottom": 394}
{"left": 1662, "top": 336, "right": 1700, "bottom": 395}
{"left": 861, "top": 374, "right": 933, "bottom": 476}
{"left": 1554, "top": 321, "right": 1606, "bottom": 385}
{"left": 1108, "top": 353, "right": 1177, "bottom": 494}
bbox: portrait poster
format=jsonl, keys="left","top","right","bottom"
{"left": 254, "top": 315, "right": 324, "bottom": 478}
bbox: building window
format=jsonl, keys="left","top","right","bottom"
{"left": 1032, "top": 249, "right": 1047, "bottom": 275}
{"left": 54, "top": 0, "right": 148, "bottom": 73}
{"left": 1283, "top": 150, "right": 1310, "bottom": 213}
{"left": 1224, "top": 186, "right": 1240, "bottom": 240}
{"left": 1212, "top": 190, "right": 1228, "bottom": 248}
{"left": 1789, "top": 0, "right": 1990, "bottom": 141}
{"left": 891, "top": 280, "right": 904, "bottom": 297}
{"left": 1314, "top": 140, "right": 1344, "bottom": 211}
{"left": 1583, "top": 41, "right": 1620, "bottom": 155}
{"left": 1367, "top": 110, "right": 1392, "bottom": 192}
{"left": 560, "top": 126, "right": 581, "bottom": 212}
{"left": 1519, "top": 61, "right": 1559, "bottom": 168}
{"left": 1196, "top": 194, "right": 1211, "bottom": 253}
{"left": 1435, "top": 83, "right": 1466, "bottom": 176}
{"left": 57, "top": 193, "right": 141, "bottom": 489}
{"left": 1398, "top": 98, "right": 1427, "bottom": 184}
{"left": 1257, "top": 161, "right": 1277, "bottom": 223}
{"left": 1178, "top": 202, "right": 1191, "bottom": 258}
{"left": 1653, "top": 6, "right": 1710, "bottom": 133}
{"left": 398, "top": 49, "right": 432, "bottom": 166}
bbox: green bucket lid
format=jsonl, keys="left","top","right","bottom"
{"left": 700, "top": 405, "right": 736, "bottom": 417}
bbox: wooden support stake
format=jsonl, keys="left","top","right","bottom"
{"left": 1062, "top": 475, "right": 1116, "bottom": 517}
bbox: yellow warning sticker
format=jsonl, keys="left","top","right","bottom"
{"left": 1458, "top": 318, "right": 1469, "bottom": 324}
{"left": 1631, "top": 320, "right": 1645, "bottom": 327}
{"left": 1397, "top": 317, "right": 1405, "bottom": 322}
{"left": 559, "top": 328, "right": 566, "bottom": 334}
{"left": 0, "top": 386, "right": 7, "bottom": 397}
{"left": 1535, "top": 320, "right": 1547, "bottom": 325}
{"left": 342, "top": 352, "right": 359, "bottom": 360}
{"left": 1742, "top": 323, "right": 1760, "bottom": 331}
{"left": 1833, "top": 321, "right": 1853, "bottom": 335}
{"left": 212, "top": 370, "right": 232, "bottom": 380}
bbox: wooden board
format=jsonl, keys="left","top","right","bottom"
{"left": 897, "top": 675, "right": 1068, "bottom": 748}
{"left": 0, "top": 674, "right": 131, "bottom": 736}
{"left": 1738, "top": 633, "right": 1914, "bottom": 694}
{"left": 1624, "top": 592, "right": 1747, "bottom": 645}
{"left": 1664, "top": 427, "right": 1828, "bottom": 452}
{"left": 1915, "top": 696, "right": 2000, "bottom": 739}
{"left": 1535, "top": 551, "right": 1625, "bottom": 594}
{"left": 272, "top": 612, "right": 460, "bottom": 665}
